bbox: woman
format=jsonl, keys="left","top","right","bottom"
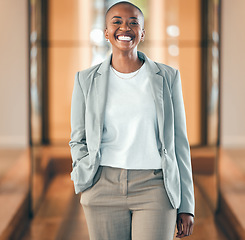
{"left": 69, "top": 2, "right": 195, "bottom": 239}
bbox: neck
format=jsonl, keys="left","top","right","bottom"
{"left": 111, "top": 49, "right": 143, "bottom": 73}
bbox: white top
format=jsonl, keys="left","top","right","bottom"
{"left": 99, "top": 63, "right": 162, "bottom": 169}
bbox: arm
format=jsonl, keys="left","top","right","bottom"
{"left": 176, "top": 213, "right": 194, "bottom": 238}
{"left": 69, "top": 72, "right": 88, "bottom": 181}
{"left": 171, "top": 70, "right": 195, "bottom": 236}
{"left": 171, "top": 69, "right": 195, "bottom": 216}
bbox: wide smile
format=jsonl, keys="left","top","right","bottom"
{"left": 116, "top": 35, "right": 133, "bottom": 42}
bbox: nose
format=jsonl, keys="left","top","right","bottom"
{"left": 120, "top": 22, "right": 130, "bottom": 31}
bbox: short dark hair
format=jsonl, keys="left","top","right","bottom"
{"left": 105, "top": 1, "right": 144, "bottom": 28}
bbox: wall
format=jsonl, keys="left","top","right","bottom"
{"left": 48, "top": 0, "right": 92, "bottom": 144}
{"left": 0, "top": 0, "right": 28, "bottom": 147}
{"left": 146, "top": 0, "right": 202, "bottom": 146}
{"left": 48, "top": 0, "right": 202, "bottom": 145}
{"left": 1, "top": 0, "right": 242, "bottom": 148}
{"left": 221, "top": 0, "right": 245, "bottom": 147}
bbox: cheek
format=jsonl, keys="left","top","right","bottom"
{"left": 107, "top": 29, "right": 116, "bottom": 38}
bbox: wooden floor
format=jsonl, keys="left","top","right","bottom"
{"left": 0, "top": 148, "right": 25, "bottom": 180}
{"left": 20, "top": 172, "right": 228, "bottom": 240}
{"left": 224, "top": 148, "right": 245, "bottom": 176}
{"left": 0, "top": 148, "right": 30, "bottom": 240}
{"left": 218, "top": 148, "right": 245, "bottom": 239}
{"left": 20, "top": 174, "right": 89, "bottom": 240}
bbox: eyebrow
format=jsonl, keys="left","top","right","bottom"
{"left": 111, "top": 16, "right": 139, "bottom": 20}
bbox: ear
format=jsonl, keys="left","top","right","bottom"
{"left": 141, "top": 29, "right": 146, "bottom": 42}
{"left": 104, "top": 28, "right": 109, "bottom": 41}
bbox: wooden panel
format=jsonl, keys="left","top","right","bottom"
{"left": 179, "top": 47, "right": 201, "bottom": 145}
{"left": 48, "top": 47, "right": 92, "bottom": 144}
{"left": 48, "top": 0, "right": 92, "bottom": 144}
{"left": 178, "top": 0, "right": 201, "bottom": 42}
{"left": 48, "top": 0, "right": 79, "bottom": 42}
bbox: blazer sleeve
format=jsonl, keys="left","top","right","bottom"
{"left": 172, "top": 70, "right": 195, "bottom": 217}
{"left": 69, "top": 72, "right": 89, "bottom": 179}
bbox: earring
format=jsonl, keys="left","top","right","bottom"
{"left": 106, "top": 39, "right": 110, "bottom": 42}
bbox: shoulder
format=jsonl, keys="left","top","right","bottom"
{"left": 139, "top": 52, "right": 178, "bottom": 80}
{"left": 76, "top": 62, "right": 102, "bottom": 86}
{"left": 153, "top": 61, "right": 179, "bottom": 88}
{"left": 154, "top": 61, "right": 178, "bottom": 78}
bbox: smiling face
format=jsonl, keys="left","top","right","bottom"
{"left": 104, "top": 3, "right": 145, "bottom": 54}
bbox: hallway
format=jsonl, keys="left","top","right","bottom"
{"left": 1, "top": 0, "right": 245, "bottom": 239}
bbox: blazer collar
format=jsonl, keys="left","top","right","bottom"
{"left": 96, "top": 51, "right": 162, "bottom": 75}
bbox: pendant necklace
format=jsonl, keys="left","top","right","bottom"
{"left": 110, "top": 65, "right": 142, "bottom": 80}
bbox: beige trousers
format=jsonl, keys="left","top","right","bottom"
{"left": 80, "top": 166, "right": 177, "bottom": 240}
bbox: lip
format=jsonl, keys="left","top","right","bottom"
{"left": 115, "top": 34, "right": 134, "bottom": 41}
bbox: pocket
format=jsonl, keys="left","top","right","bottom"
{"left": 92, "top": 166, "right": 103, "bottom": 186}
{"left": 70, "top": 166, "right": 78, "bottom": 182}
{"left": 81, "top": 166, "right": 103, "bottom": 194}
{"left": 70, "top": 154, "right": 91, "bottom": 185}
{"left": 80, "top": 166, "right": 103, "bottom": 205}
{"left": 153, "top": 169, "right": 163, "bottom": 176}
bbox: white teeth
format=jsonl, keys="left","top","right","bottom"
{"left": 118, "top": 35, "right": 132, "bottom": 41}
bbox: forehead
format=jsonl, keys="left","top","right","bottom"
{"left": 106, "top": 3, "right": 142, "bottom": 21}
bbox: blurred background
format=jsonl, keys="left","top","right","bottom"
{"left": 0, "top": 0, "right": 244, "bottom": 239}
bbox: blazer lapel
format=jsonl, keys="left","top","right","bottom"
{"left": 94, "top": 55, "right": 111, "bottom": 143}
{"left": 141, "top": 53, "right": 165, "bottom": 150}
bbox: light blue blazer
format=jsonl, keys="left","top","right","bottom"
{"left": 69, "top": 51, "right": 195, "bottom": 216}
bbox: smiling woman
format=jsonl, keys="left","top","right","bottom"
{"left": 69, "top": 1, "right": 195, "bottom": 240}
{"left": 104, "top": 2, "right": 145, "bottom": 70}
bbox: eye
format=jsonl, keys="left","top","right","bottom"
{"left": 113, "top": 20, "right": 121, "bottom": 24}
{"left": 130, "top": 21, "right": 139, "bottom": 25}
